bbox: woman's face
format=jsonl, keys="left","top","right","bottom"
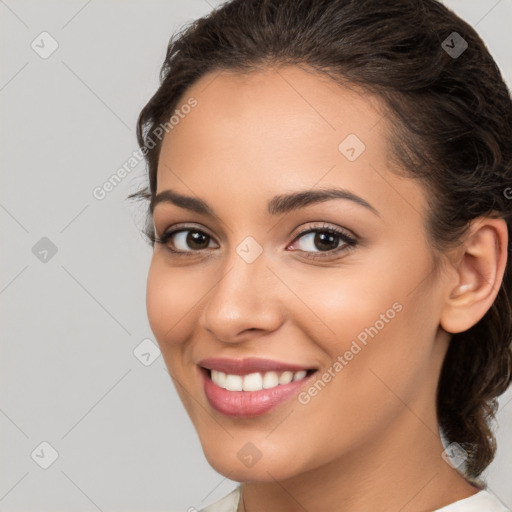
{"left": 146, "top": 66, "right": 452, "bottom": 482}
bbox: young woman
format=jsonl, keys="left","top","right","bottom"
{"left": 129, "top": 0, "right": 512, "bottom": 510}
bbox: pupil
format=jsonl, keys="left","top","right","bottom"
{"left": 316, "top": 232, "right": 337, "bottom": 251}
{"left": 188, "top": 231, "right": 208, "bottom": 249}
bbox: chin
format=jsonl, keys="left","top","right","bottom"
{"left": 200, "top": 437, "right": 306, "bottom": 483}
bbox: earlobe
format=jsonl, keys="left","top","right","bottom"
{"left": 440, "top": 217, "right": 508, "bottom": 334}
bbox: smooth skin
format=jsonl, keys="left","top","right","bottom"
{"left": 146, "top": 65, "right": 508, "bottom": 512}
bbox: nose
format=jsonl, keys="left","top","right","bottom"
{"left": 199, "top": 246, "right": 283, "bottom": 343}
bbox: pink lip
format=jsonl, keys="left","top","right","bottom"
{"left": 197, "top": 357, "right": 316, "bottom": 375}
{"left": 198, "top": 366, "right": 318, "bottom": 418}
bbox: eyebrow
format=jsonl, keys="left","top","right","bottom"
{"left": 150, "top": 187, "right": 379, "bottom": 217}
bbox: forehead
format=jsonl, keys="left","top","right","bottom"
{"left": 156, "top": 65, "right": 427, "bottom": 221}
{"left": 161, "top": 65, "right": 386, "bottom": 160}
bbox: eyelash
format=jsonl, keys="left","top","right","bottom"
{"left": 152, "top": 223, "right": 358, "bottom": 260}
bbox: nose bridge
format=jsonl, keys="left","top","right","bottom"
{"left": 200, "top": 235, "right": 281, "bottom": 341}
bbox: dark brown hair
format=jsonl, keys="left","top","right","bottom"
{"left": 129, "top": 0, "right": 512, "bottom": 480}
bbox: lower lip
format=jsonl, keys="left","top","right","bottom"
{"left": 199, "top": 367, "right": 317, "bottom": 418}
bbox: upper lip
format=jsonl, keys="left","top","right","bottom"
{"left": 198, "top": 357, "right": 317, "bottom": 375}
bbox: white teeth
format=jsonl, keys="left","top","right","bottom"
{"left": 224, "top": 374, "right": 243, "bottom": 391}
{"left": 278, "top": 371, "right": 293, "bottom": 385}
{"left": 262, "top": 371, "right": 279, "bottom": 389}
{"left": 211, "top": 369, "right": 226, "bottom": 388}
{"left": 242, "top": 372, "right": 263, "bottom": 391}
{"left": 293, "top": 370, "right": 307, "bottom": 381}
{"left": 210, "top": 369, "right": 311, "bottom": 391}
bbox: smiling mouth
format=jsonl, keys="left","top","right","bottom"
{"left": 202, "top": 367, "right": 317, "bottom": 392}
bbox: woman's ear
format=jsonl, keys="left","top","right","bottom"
{"left": 440, "top": 216, "right": 508, "bottom": 334}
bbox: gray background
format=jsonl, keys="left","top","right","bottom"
{"left": 1, "top": 1, "right": 511, "bottom": 511}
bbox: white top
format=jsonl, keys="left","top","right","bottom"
{"left": 197, "top": 485, "right": 511, "bottom": 512}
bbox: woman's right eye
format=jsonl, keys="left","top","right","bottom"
{"left": 155, "top": 227, "right": 218, "bottom": 255}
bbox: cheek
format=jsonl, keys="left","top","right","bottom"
{"left": 146, "top": 258, "right": 194, "bottom": 348}
{"left": 286, "top": 264, "right": 404, "bottom": 352}
{"left": 293, "top": 251, "right": 439, "bottom": 400}
{"left": 146, "top": 262, "right": 167, "bottom": 342}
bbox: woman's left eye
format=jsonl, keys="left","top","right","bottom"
{"left": 288, "top": 225, "right": 357, "bottom": 259}
{"left": 154, "top": 223, "right": 357, "bottom": 259}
